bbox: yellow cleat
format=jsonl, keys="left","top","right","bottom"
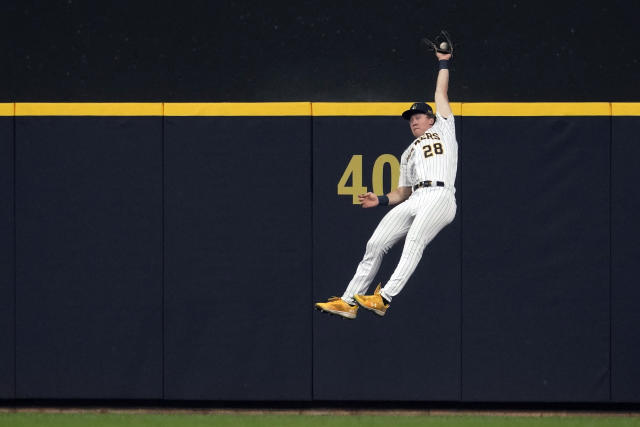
{"left": 354, "top": 284, "right": 389, "bottom": 317}
{"left": 315, "top": 297, "right": 358, "bottom": 319}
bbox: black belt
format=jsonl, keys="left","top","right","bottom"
{"left": 412, "top": 180, "right": 445, "bottom": 191}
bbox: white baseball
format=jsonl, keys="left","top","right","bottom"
{"left": 439, "top": 42, "right": 449, "bottom": 51}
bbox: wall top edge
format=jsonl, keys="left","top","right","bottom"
{"left": 164, "top": 102, "right": 312, "bottom": 116}
{"left": 1, "top": 102, "right": 639, "bottom": 116}
{"left": 0, "top": 103, "right": 14, "bottom": 116}
{"left": 14, "top": 103, "right": 163, "bottom": 116}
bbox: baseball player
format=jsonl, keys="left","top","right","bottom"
{"left": 315, "top": 40, "right": 457, "bottom": 319}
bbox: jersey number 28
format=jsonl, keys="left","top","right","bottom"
{"left": 423, "top": 143, "right": 444, "bottom": 158}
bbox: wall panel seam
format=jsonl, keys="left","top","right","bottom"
{"left": 161, "top": 102, "right": 166, "bottom": 400}
{"left": 459, "top": 105, "right": 464, "bottom": 402}
{"left": 608, "top": 101, "right": 613, "bottom": 401}
{"left": 12, "top": 102, "right": 16, "bottom": 398}
{"left": 310, "top": 105, "right": 315, "bottom": 401}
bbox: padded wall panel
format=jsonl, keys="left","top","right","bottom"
{"left": 611, "top": 116, "right": 640, "bottom": 402}
{"left": 461, "top": 117, "right": 610, "bottom": 401}
{"left": 164, "top": 117, "right": 312, "bottom": 400}
{"left": 313, "top": 116, "right": 461, "bottom": 401}
{"left": 0, "top": 116, "right": 14, "bottom": 398}
{"left": 15, "top": 117, "right": 162, "bottom": 398}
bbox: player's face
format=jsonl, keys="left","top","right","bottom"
{"left": 409, "top": 113, "right": 434, "bottom": 137}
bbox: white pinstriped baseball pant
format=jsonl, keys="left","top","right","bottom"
{"left": 342, "top": 187, "right": 456, "bottom": 304}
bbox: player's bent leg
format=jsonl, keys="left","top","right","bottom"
{"left": 381, "top": 190, "right": 456, "bottom": 301}
{"left": 341, "top": 201, "right": 414, "bottom": 304}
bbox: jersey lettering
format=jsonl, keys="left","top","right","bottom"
{"left": 413, "top": 132, "right": 441, "bottom": 145}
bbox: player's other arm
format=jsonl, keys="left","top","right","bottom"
{"left": 434, "top": 50, "right": 453, "bottom": 118}
{"left": 358, "top": 186, "right": 411, "bottom": 208}
{"left": 387, "top": 186, "right": 412, "bottom": 205}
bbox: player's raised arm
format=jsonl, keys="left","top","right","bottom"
{"left": 434, "top": 50, "right": 453, "bottom": 118}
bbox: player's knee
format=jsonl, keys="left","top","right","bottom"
{"left": 366, "top": 238, "right": 387, "bottom": 256}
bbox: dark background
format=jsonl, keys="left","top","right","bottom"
{"left": 4, "top": 1, "right": 639, "bottom": 101}
{"left": 2, "top": 0, "right": 640, "bottom": 405}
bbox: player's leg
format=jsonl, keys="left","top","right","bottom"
{"left": 380, "top": 189, "right": 456, "bottom": 301}
{"left": 340, "top": 200, "right": 415, "bottom": 304}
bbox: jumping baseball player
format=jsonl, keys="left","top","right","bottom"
{"left": 316, "top": 34, "right": 457, "bottom": 319}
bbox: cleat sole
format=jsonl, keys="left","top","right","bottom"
{"left": 314, "top": 305, "right": 356, "bottom": 319}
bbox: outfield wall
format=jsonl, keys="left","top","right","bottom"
{"left": 1, "top": 102, "right": 639, "bottom": 403}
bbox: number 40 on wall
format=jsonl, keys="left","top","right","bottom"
{"left": 337, "top": 154, "right": 399, "bottom": 204}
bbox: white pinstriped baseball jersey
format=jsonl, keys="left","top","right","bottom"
{"left": 399, "top": 112, "right": 458, "bottom": 191}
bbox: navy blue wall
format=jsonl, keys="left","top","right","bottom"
{"left": 3, "top": 110, "right": 639, "bottom": 403}
{"left": 612, "top": 116, "right": 640, "bottom": 402}
{"left": 163, "top": 117, "right": 312, "bottom": 400}
{"left": 0, "top": 116, "right": 14, "bottom": 399}
{"left": 15, "top": 117, "right": 163, "bottom": 399}
{"left": 460, "top": 117, "right": 610, "bottom": 402}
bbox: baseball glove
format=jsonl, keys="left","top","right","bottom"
{"left": 422, "top": 30, "right": 454, "bottom": 55}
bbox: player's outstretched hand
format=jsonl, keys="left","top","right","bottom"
{"left": 358, "top": 192, "right": 379, "bottom": 208}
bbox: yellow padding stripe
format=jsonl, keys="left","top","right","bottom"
{"left": 164, "top": 102, "right": 311, "bottom": 116}
{"left": 0, "top": 104, "right": 14, "bottom": 116}
{"left": 16, "top": 103, "right": 163, "bottom": 116}
{"left": 612, "top": 103, "right": 640, "bottom": 116}
{"left": 312, "top": 102, "right": 462, "bottom": 116}
{"left": 462, "top": 103, "right": 611, "bottom": 116}
{"left": 7, "top": 102, "right": 639, "bottom": 116}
